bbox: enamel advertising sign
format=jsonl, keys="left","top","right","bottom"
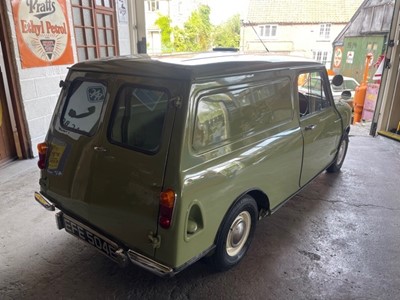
{"left": 12, "top": 0, "right": 74, "bottom": 68}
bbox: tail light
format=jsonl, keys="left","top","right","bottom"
{"left": 37, "top": 142, "right": 48, "bottom": 169}
{"left": 159, "top": 189, "right": 176, "bottom": 229}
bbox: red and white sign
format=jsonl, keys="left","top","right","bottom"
{"left": 333, "top": 47, "right": 343, "bottom": 68}
{"left": 346, "top": 51, "right": 354, "bottom": 64}
{"left": 373, "top": 55, "right": 385, "bottom": 82}
{"left": 368, "top": 53, "right": 374, "bottom": 67}
{"left": 12, "top": 0, "right": 74, "bottom": 68}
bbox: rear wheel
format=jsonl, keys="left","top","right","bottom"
{"left": 211, "top": 195, "right": 258, "bottom": 271}
{"left": 327, "top": 132, "right": 349, "bottom": 173}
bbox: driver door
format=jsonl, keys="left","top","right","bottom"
{"left": 298, "top": 71, "right": 342, "bottom": 186}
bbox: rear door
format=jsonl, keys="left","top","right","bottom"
{"left": 87, "top": 76, "right": 180, "bottom": 256}
{"left": 297, "top": 70, "right": 342, "bottom": 186}
{"left": 44, "top": 71, "right": 180, "bottom": 257}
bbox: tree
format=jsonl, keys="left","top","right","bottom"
{"left": 155, "top": 5, "right": 241, "bottom": 53}
{"left": 154, "top": 15, "right": 173, "bottom": 52}
{"left": 174, "top": 5, "right": 213, "bottom": 52}
{"left": 213, "top": 14, "right": 241, "bottom": 48}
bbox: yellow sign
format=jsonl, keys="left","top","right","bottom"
{"left": 11, "top": 0, "right": 74, "bottom": 68}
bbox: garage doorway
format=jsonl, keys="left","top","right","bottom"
{"left": 0, "top": 1, "right": 32, "bottom": 166}
{"left": 0, "top": 46, "right": 17, "bottom": 165}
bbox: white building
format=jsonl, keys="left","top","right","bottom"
{"left": 241, "top": 0, "right": 363, "bottom": 68}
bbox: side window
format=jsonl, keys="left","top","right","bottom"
{"left": 193, "top": 78, "right": 292, "bottom": 151}
{"left": 193, "top": 95, "right": 230, "bottom": 151}
{"left": 298, "top": 72, "right": 330, "bottom": 117}
{"left": 344, "top": 80, "right": 358, "bottom": 90}
{"left": 109, "top": 86, "right": 168, "bottom": 153}
{"left": 61, "top": 80, "right": 107, "bottom": 135}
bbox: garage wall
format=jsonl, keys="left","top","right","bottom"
{"left": 5, "top": 1, "right": 73, "bottom": 157}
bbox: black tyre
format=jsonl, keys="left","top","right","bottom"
{"left": 211, "top": 195, "right": 258, "bottom": 271}
{"left": 327, "top": 132, "right": 349, "bottom": 173}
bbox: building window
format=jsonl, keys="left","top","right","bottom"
{"left": 147, "top": 1, "right": 160, "bottom": 12}
{"left": 313, "top": 50, "right": 330, "bottom": 67}
{"left": 319, "top": 24, "right": 331, "bottom": 40}
{"left": 259, "top": 25, "right": 277, "bottom": 38}
{"left": 71, "top": 0, "right": 118, "bottom": 61}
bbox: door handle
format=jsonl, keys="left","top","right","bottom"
{"left": 94, "top": 146, "right": 107, "bottom": 152}
{"left": 305, "top": 124, "right": 316, "bottom": 131}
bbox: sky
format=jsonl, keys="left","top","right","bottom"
{"left": 204, "top": 0, "right": 249, "bottom": 25}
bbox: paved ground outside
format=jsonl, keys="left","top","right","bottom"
{"left": 1, "top": 124, "right": 399, "bottom": 300}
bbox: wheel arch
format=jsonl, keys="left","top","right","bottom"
{"left": 246, "top": 189, "right": 270, "bottom": 216}
{"left": 208, "top": 189, "right": 265, "bottom": 270}
{"left": 214, "top": 188, "right": 270, "bottom": 243}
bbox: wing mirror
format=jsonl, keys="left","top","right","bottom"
{"left": 341, "top": 90, "right": 352, "bottom": 100}
{"left": 331, "top": 75, "right": 344, "bottom": 86}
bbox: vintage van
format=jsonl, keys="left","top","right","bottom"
{"left": 34, "top": 52, "right": 351, "bottom": 276}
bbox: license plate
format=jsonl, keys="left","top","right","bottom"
{"left": 62, "top": 214, "right": 120, "bottom": 263}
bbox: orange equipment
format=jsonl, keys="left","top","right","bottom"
{"left": 353, "top": 53, "right": 373, "bottom": 124}
{"left": 327, "top": 69, "right": 335, "bottom": 76}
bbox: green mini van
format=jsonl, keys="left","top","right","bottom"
{"left": 35, "top": 52, "right": 351, "bottom": 276}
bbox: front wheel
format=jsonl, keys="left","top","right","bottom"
{"left": 210, "top": 195, "right": 258, "bottom": 271}
{"left": 327, "top": 132, "right": 349, "bottom": 173}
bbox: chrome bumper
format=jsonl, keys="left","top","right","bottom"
{"left": 127, "top": 250, "right": 174, "bottom": 276}
{"left": 34, "top": 191, "right": 55, "bottom": 211}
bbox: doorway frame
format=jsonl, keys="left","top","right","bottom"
{"left": 0, "top": 1, "right": 31, "bottom": 159}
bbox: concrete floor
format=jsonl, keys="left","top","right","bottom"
{"left": 1, "top": 127, "right": 399, "bottom": 300}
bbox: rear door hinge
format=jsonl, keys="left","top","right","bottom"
{"left": 172, "top": 96, "right": 182, "bottom": 108}
{"left": 148, "top": 232, "right": 161, "bottom": 249}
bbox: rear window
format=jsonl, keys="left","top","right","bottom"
{"left": 61, "top": 80, "right": 107, "bottom": 136}
{"left": 109, "top": 85, "right": 168, "bottom": 154}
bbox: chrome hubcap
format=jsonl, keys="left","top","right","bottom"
{"left": 226, "top": 211, "right": 251, "bottom": 256}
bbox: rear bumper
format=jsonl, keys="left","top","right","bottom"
{"left": 34, "top": 191, "right": 55, "bottom": 211}
{"left": 34, "top": 191, "right": 176, "bottom": 277}
{"left": 127, "top": 250, "right": 173, "bottom": 276}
